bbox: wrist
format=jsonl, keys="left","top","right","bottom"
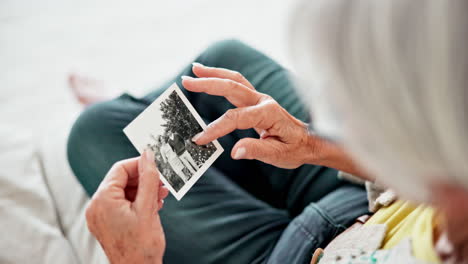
{"left": 301, "top": 131, "right": 328, "bottom": 165}
{"left": 106, "top": 246, "right": 164, "bottom": 264}
{"left": 302, "top": 133, "right": 374, "bottom": 181}
{"left": 109, "top": 254, "right": 163, "bottom": 264}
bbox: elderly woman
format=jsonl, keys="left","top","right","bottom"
{"left": 68, "top": 0, "right": 468, "bottom": 263}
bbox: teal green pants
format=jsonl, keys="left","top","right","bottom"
{"left": 67, "top": 40, "right": 368, "bottom": 264}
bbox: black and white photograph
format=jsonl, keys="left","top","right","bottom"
{"left": 123, "top": 83, "right": 223, "bottom": 200}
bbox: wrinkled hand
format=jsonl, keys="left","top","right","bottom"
{"left": 182, "top": 63, "right": 323, "bottom": 169}
{"left": 85, "top": 150, "right": 169, "bottom": 264}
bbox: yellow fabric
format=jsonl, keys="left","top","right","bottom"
{"left": 365, "top": 200, "right": 440, "bottom": 263}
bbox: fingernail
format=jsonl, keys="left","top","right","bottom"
{"left": 192, "top": 62, "right": 204, "bottom": 67}
{"left": 145, "top": 149, "right": 154, "bottom": 161}
{"left": 192, "top": 132, "right": 203, "bottom": 142}
{"left": 181, "top": 75, "right": 194, "bottom": 81}
{"left": 233, "top": 147, "right": 246, "bottom": 160}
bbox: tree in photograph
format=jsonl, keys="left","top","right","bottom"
{"left": 160, "top": 92, "right": 198, "bottom": 139}
{"left": 159, "top": 91, "right": 216, "bottom": 164}
{"left": 184, "top": 140, "right": 216, "bottom": 166}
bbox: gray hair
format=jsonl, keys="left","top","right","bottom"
{"left": 289, "top": 0, "right": 468, "bottom": 201}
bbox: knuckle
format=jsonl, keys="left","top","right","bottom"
{"left": 110, "top": 161, "right": 122, "bottom": 172}
{"left": 256, "top": 100, "right": 276, "bottom": 116}
{"left": 256, "top": 94, "right": 273, "bottom": 105}
{"left": 262, "top": 94, "right": 273, "bottom": 101}
{"left": 265, "top": 100, "right": 280, "bottom": 111}
{"left": 85, "top": 211, "right": 97, "bottom": 233}
{"left": 223, "top": 79, "right": 238, "bottom": 90}
{"left": 85, "top": 200, "right": 98, "bottom": 222}
{"left": 148, "top": 166, "right": 159, "bottom": 176}
{"left": 224, "top": 108, "right": 239, "bottom": 122}
{"left": 270, "top": 144, "right": 283, "bottom": 159}
{"left": 247, "top": 145, "right": 258, "bottom": 158}
{"left": 232, "top": 71, "right": 243, "bottom": 80}
{"left": 206, "top": 121, "right": 217, "bottom": 131}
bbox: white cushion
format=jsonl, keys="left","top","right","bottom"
{"left": 38, "top": 112, "right": 107, "bottom": 264}
{"left": 0, "top": 125, "right": 78, "bottom": 264}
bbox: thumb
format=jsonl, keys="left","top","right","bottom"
{"left": 231, "top": 138, "right": 277, "bottom": 162}
{"left": 135, "top": 149, "right": 160, "bottom": 213}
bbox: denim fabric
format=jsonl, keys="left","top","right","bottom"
{"left": 267, "top": 185, "right": 368, "bottom": 263}
{"left": 67, "top": 39, "right": 368, "bottom": 263}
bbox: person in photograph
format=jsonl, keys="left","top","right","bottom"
{"left": 160, "top": 135, "right": 189, "bottom": 183}
{"left": 168, "top": 132, "right": 199, "bottom": 175}
{"left": 68, "top": 1, "right": 468, "bottom": 263}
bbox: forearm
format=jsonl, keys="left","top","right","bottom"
{"left": 303, "top": 134, "right": 375, "bottom": 182}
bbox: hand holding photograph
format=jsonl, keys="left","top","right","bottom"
{"left": 123, "top": 83, "right": 224, "bottom": 200}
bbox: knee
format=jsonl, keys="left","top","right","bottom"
{"left": 67, "top": 101, "right": 114, "bottom": 158}
{"left": 67, "top": 95, "right": 142, "bottom": 195}
{"left": 67, "top": 95, "right": 144, "bottom": 153}
{"left": 207, "top": 39, "right": 248, "bottom": 52}
{"left": 66, "top": 101, "right": 115, "bottom": 191}
{"left": 196, "top": 39, "right": 256, "bottom": 67}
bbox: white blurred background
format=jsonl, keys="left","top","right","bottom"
{"left": 1, "top": 0, "right": 293, "bottom": 129}
{"left": 0, "top": 1, "right": 294, "bottom": 263}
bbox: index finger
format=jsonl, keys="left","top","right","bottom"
{"left": 194, "top": 103, "right": 277, "bottom": 145}
{"left": 182, "top": 77, "right": 262, "bottom": 108}
{"left": 191, "top": 63, "right": 255, "bottom": 90}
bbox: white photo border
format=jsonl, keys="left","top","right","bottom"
{"left": 123, "top": 83, "right": 224, "bottom": 200}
